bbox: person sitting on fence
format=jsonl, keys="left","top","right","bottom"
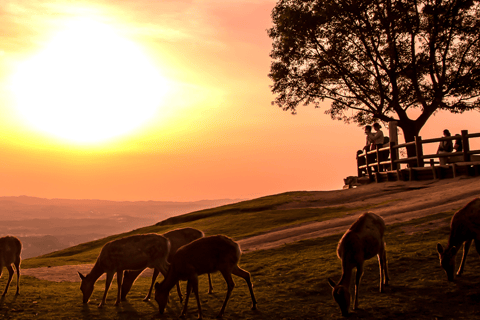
{"left": 454, "top": 134, "right": 463, "bottom": 152}
{"left": 437, "top": 129, "right": 453, "bottom": 165}
{"left": 371, "top": 123, "right": 385, "bottom": 149}
{"left": 363, "top": 125, "right": 374, "bottom": 151}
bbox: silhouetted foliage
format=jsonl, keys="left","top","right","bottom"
{"left": 269, "top": 0, "right": 480, "bottom": 146}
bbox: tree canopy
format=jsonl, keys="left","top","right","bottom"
{"left": 268, "top": 0, "right": 480, "bottom": 142}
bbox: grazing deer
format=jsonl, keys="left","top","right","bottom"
{"left": 328, "top": 212, "right": 389, "bottom": 317}
{"left": 437, "top": 198, "right": 480, "bottom": 281}
{"left": 78, "top": 233, "right": 170, "bottom": 307}
{"left": 154, "top": 235, "right": 257, "bottom": 319}
{"left": 0, "top": 236, "right": 22, "bottom": 296}
{"left": 120, "top": 227, "right": 213, "bottom": 301}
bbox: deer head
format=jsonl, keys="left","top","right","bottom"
{"left": 78, "top": 272, "right": 94, "bottom": 303}
{"left": 328, "top": 278, "right": 350, "bottom": 317}
{"left": 154, "top": 281, "right": 169, "bottom": 314}
{"left": 437, "top": 243, "right": 458, "bottom": 282}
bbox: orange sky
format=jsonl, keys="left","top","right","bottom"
{"left": 1, "top": 0, "right": 479, "bottom": 202}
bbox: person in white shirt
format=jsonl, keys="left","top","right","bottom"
{"left": 371, "top": 123, "right": 384, "bottom": 149}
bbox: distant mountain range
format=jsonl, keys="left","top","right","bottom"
{"left": 0, "top": 196, "right": 242, "bottom": 259}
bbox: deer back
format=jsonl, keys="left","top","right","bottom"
{"left": 449, "top": 198, "right": 480, "bottom": 246}
{"left": 163, "top": 228, "right": 205, "bottom": 261}
{"left": 0, "top": 236, "right": 22, "bottom": 267}
{"left": 171, "top": 235, "right": 241, "bottom": 279}
{"left": 338, "top": 212, "right": 385, "bottom": 262}
{"left": 98, "top": 234, "right": 170, "bottom": 272}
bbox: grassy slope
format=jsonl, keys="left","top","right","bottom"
{"left": 22, "top": 192, "right": 366, "bottom": 269}
{"left": 4, "top": 191, "right": 480, "bottom": 319}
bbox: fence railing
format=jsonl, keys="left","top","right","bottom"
{"left": 357, "top": 130, "right": 480, "bottom": 179}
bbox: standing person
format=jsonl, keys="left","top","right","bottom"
{"left": 437, "top": 129, "right": 453, "bottom": 165}
{"left": 371, "top": 123, "right": 387, "bottom": 171}
{"left": 454, "top": 134, "right": 463, "bottom": 152}
{"left": 363, "top": 125, "right": 374, "bottom": 152}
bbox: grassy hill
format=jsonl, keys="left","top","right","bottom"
{"left": 21, "top": 191, "right": 363, "bottom": 269}
{"left": 4, "top": 178, "right": 480, "bottom": 319}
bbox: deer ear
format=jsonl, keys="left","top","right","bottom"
{"left": 78, "top": 272, "right": 86, "bottom": 280}
{"left": 437, "top": 243, "right": 444, "bottom": 254}
{"left": 327, "top": 278, "right": 336, "bottom": 288}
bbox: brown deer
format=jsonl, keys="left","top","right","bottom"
{"left": 78, "top": 233, "right": 170, "bottom": 307}
{"left": 120, "top": 227, "right": 213, "bottom": 301}
{"left": 154, "top": 235, "right": 257, "bottom": 319}
{"left": 437, "top": 198, "right": 480, "bottom": 281}
{"left": 328, "top": 212, "right": 389, "bottom": 317}
{"left": 0, "top": 236, "right": 22, "bottom": 296}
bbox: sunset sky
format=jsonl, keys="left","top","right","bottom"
{"left": 1, "top": 0, "right": 479, "bottom": 202}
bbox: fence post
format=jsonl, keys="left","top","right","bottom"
{"left": 364, "top": 150, "right": 372, "bottom": 180}
{"left": 462, "top": 130, "right": 470, "bottom": 162}
{"left": 415, "top": 136, "right": 424, "bottom": 167}
{"left": 376, "top": 145, "right": 381, "bottom": 173}
{"left": 389, "top": 121, "right": 400, "bottom": 170}
{"left": 357, "top": 151, "right": 365, "bottom": 177}
{"left": 389, "top": 141, "right": 397, "bottom": 171}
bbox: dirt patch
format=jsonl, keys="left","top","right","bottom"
{"left": 400, "top": 217, "right": 450, "bottom": 235}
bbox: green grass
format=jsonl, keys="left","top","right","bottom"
{"left": 9, "top": 192, "right": 480, "bottom": 319}
{"left": 6, "top": 211, "right": 480, "bottom": 319}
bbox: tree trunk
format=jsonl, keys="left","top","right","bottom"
{"left": 398, "top": 122, "right": 420, "bottom": 160}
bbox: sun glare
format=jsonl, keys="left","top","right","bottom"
{"left": 10, "top": 18, "right": 169, "bottom": 144}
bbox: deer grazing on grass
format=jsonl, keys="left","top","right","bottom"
{"left": 120, "top": 227, "right": 213, "bottom": 302}
{"left": 0, "top": 236, "right": 21, "bottom": 296}
{"left": 154, "top": 235, "right": 257, "bottom": 319}
{"left": 437, "top": 198, "right": 480, "bottom": 281}
{"left": 78, "top": 233, "right": 170, "bottom": 307}
{"left": 328, "top": 212, "right": 389, "bottom": 317}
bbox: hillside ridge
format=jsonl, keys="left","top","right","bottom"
{"left": 21, "top": 176, "right": 480, "bottom": 282}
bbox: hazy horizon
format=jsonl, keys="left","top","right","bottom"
{"left": 0, "top": 195, "right": 243, "bottom": 258}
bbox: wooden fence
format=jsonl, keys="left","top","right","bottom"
{"left": 357, "top": 130, "right": 480, "bottom": 183}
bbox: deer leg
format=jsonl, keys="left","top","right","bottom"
{"left": 218, "top": 269, "right": 236, "bottom": 319}
{"left": 115, "top": 270, "right": 124, "bottom": 306}
{"left": 353, "top": 265, "right": 364, "bottom": 310}
{"left": 190, "top": 275, "right": 203, "bottom": 320}
{"left": 144, "top": 268, "right": 159, "bottom": 301}
{"left": 378, "top": 246, "right": 388, "bottom": 291}
{"left": 457, "top": 240, "right": 472, "bottom": 276}
{"left": 2, "top": 265, "right": 14, "bottom": 296}
{"left": 383, "top": 246, "right": 389, "bottom": 286}
{"left": 474, "top": 239, "right": 480, "bottom": 266}
{"left": 377, "top": 253, "right": 384, "bottom": 293}
{"left": 176, "top": 281, "right": 183, "bottom": 303}
{"left": 14, "top": 260, "right": 20, "bottom": 295}
{"left": 232, "top": 266, "right": 257, "bottom": 310}
{"left": 99, "top": 272, "right": 114, "bottom": 308}
{"left": 207, "top": 273, "right": 213, "bottom": 294}
{"left": 121, "top": 269, "right": 143, "bottom": 301}
{"left": 180, "top": 279, "right": 193, "bottom": 319}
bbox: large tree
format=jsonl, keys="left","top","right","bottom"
{"left": 269, "top": 0, "right": 480, "bottom": 146}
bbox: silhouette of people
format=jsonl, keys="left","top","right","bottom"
{"left": 454, "top": 134, "right": 463, "bottom": 152}
{"left": 437, "top": 129, "right": 453, "bottom": 165}
{"left": 363, "top": 125, "right": 374, "bottom": 151}
{"left": 371, "top": 123, "right": 384, "bottom": 149}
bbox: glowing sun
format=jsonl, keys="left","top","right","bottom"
{"left": 10, "top": 18, "right": 169, "bottom": 144}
